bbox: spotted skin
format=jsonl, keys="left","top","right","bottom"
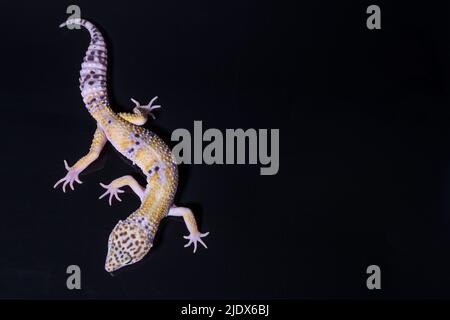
{"left": 106, "top": 217, "right": 152, "bottom": 271}
{"left": 56, "top": 18, "right": 209, "bottom": 272}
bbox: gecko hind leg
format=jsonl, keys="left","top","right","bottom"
{"left": 54, "top": 126, "right": 106, "bottom": 192}
{"left": 99, "top": 175, "right": 145, "bottom": 205}
{"left": 131, "top": 96, "right": 161, "bottom": 120}
{"left": 117, "top": 97, "right": 161, "bottom": 126}
{"left": 167, "top": 206, "right": 209, "bottom": 253}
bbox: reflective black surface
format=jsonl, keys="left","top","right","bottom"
{"left": 1, "top": 0, "right": 450, "bottom": 299}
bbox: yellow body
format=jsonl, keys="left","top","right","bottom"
{"left": 91, "top": 104, "right": 178, "bottom": 234}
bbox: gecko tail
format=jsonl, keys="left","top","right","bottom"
{"left": 60, "top": 17, "right": 110, "bottom": 112}
{"left": 58, "top": 18, "right": 96, "bottom": 35}
{"left": 59, "top": 18, "right": 83, "bottom": 29}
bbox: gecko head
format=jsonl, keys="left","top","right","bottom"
{"left": 105, "top": 218, "right": 153, "bottom": 272}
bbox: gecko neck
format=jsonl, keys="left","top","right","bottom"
{"left": 128, "top": 186, "right": 173, "bottom": 244}
{"left": 128, "top": 208, "right": 164, "bottom": 246}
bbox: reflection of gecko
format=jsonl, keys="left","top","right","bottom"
{"left": 54, "top": 18, "right": 208, "bottom": 273}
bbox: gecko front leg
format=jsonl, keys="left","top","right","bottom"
{"left": 168, "top": 206, "right": 209, "bottom": 253}
{"left": 54, "top": 126, "right": 107, "bottom": 192}
{"left": 99, "top": 175, "right": 145, "bottom": 205}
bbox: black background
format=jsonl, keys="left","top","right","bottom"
{"left": 1, "top": 0, "right": 450, "bottom": 299}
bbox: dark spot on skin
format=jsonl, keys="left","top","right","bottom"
{"left": 154, "top": 166, "right": 159, "bottom": 171}
{"left": 108, "top": 120, "right": 111, "bottom": 124}
{"left": 129, "top": 148, "right": 134, "bottom": 153}
{"left": 90, "top": 70, "right": 95, "bottom": 74}
{"left": 88, "top": 81, "right": 94, "bottom": 85}
{"left": 135, "top": 240, "right": 139, "bottom": 245}
{"left": 131, "top": 234, "right": 136, "bottom": 239}
{"left": 135, "top": 141, "right": 140, "bottom": 145}
{"left": 87, "top": 56, "right": 94, "bottom": 61}
{"left": 122, "top": 237, "right": 129, "bottom": 244}
{"left": 135, "top": 134, "right": 139, "bottom": 138}
{"left": 148, "top": 169, "right": 152, "bottom": 174}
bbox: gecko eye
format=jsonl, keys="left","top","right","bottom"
{"left": 124, "top": 252, "right": 133, "bottom": 265}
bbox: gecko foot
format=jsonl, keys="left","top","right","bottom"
{"left": 131, "top": 96, "right": 161, "bottom": 120}
{"left": 99, "top": 183, "right": 124, "bottom": 206}
{"left": 183, "top": 231, "right": 209, "bottom": 253}
{"left": 54, "top": 160, "right": 82, "bottom": 192}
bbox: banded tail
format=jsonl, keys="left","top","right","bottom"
{"left": 60, "top": 18, "right": 109, "bottom": 112}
